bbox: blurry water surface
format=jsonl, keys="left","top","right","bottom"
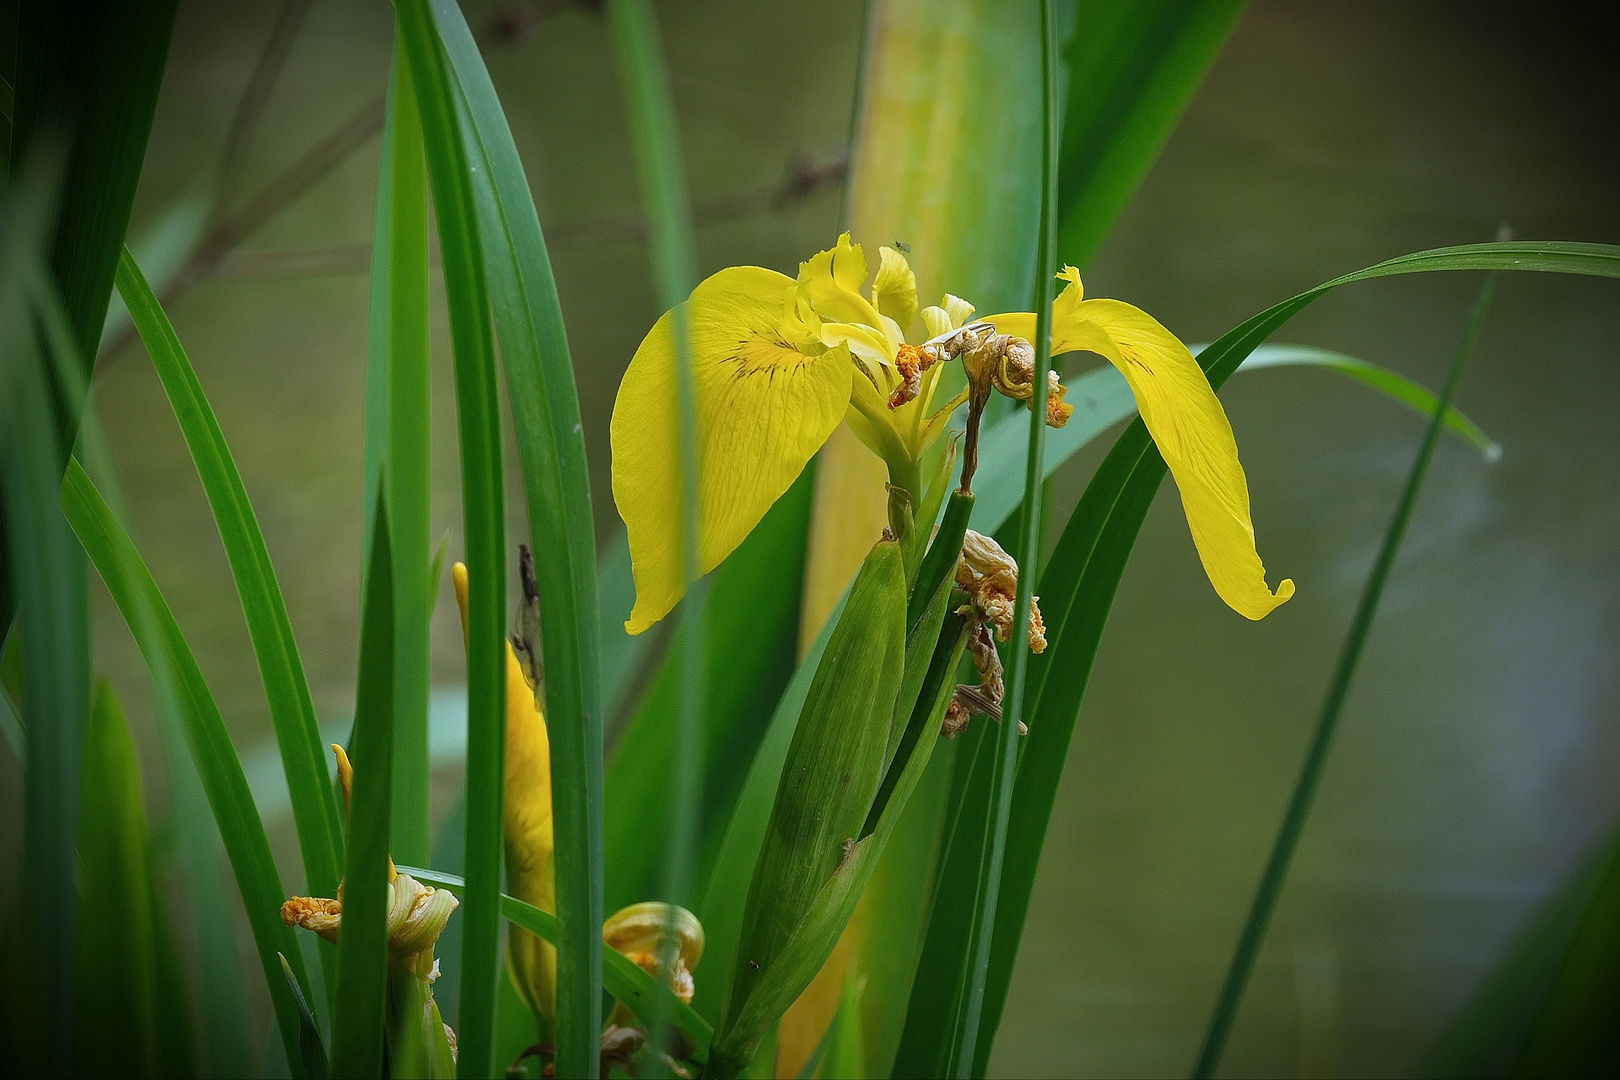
{"left": 16, "top": 1, "right": 1617, "bottom": 1076}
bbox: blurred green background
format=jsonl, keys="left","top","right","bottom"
{"left": 3, "top": 1, "right": 1617, "bottom": 1076}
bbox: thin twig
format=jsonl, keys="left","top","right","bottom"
{"left": 97, "top": 2, "right": 587, "bottom": 362}
{"left": 213, "top": 151, "right": 847, "bottom": 279}
{"left": 215, "top": 0, "right": 316, "bottom": 213}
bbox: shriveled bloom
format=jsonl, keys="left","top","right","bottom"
{"left": 451, "top": 562, "right": 556, "bottom": 1037}
{"left": 601, "top": 901, "right": 705, "bottom": 1010}
{"left": 955, "top": 529, "right": 1046, "bottom": 652}
{"left": 611, "top": 236, "right": 1290, "bottom": 636}
{"left": 281, "top": 747, "right": 458, "bottom": 982}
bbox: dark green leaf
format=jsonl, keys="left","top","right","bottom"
{"left": 329, "top": 493, "right": 395, "bottom": 1079}
{"left": 364, "top": 42, "right": 434, "bottom": 867}
{"left": 1055, "top": 0, "right": 1248, "bottom": 268}
{"left": 389, "top": 6, "right": 509, "bottom": 1073}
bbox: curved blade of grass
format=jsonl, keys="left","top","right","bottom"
{"left": 604, "top": 1, "right": 707, "bottom": 1073}
{"left": 363, "top": 41, "right": 433, "bottom": 866}
{"left": 425, "top": 5, "right": 606, "bottom": 1069}
{"left": 970, "top": 241, "right": 1620, "bottom": 1072}
{"left": 389, "top": 6, "right": 508, "bottom": 1072}
{"left": 952, "top": 5, "right": 1058, "bottom": 1076}
{"left": 397, "top": 866, "right": 714, "bottom": 1054}
{"left": 1056, "top": 0, "right": 1247, "bottom": 269}
{"left": 61, "top": 457, "right": 311, "bottom": 1075}
{"left": 1194, "top": 271, "right": 1499, "bottom": 1077}
{"left": 1234, "top": 344, "right": 1499, "bottom": 458}
{"left": 329, "top": 491, "right": 395, "bottom": 1080}
{"left": 114, "top": 250, "right": 345, "bottom": 906}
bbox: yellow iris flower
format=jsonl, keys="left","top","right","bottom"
{"left": 611, "top": 234, "right": 1290, "bottom": 633}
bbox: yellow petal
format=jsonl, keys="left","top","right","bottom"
{"left": 454, "top": 559, "right": 558, "bottom": 1026}
{"left": 873, "top": 246, "right": 918, "bottom": 332}
{"left": 504, "top": 637, "right": 557, "bottom": 1028}
{"left": 795, "top": 232, "right": 884, "bottom": 329}
{"left": 612, "top": 265, "right": 855, "bottom": 633}
{"left": 919, "top": 293, "right": 975, "bottom": 340}
{"left": 986, "top": 296, "right": 1293, "bottom": 619}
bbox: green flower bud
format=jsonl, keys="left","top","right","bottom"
{"left": 713, "top": 537, "right": 908, "bottom": 1071}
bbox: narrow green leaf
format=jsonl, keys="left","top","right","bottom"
{"left": 60, "top": 458, "right": 311, "bottom": 1075}
{"left": 1056, "top": 0, "right": 1248, "bottom": 268}
{"left": 955, "top": 5, "right": 1058, "bottom": 1074}
{"left": 73, "top": 680, "right": 161, "bottom": 1076}
{"left": 397, "top": 867, "right": 715, "bottom": 1055}
{"left": 604, "top": 3, "right": 706, "bottom": 1075}
{"left": 329, "top": 493, "right": 395, "bottom": 1079}
{"left": 973, "top": 241, "right": 1620, "bottom": 1069}
{"left": 114, "top": 250, "right": 345, "bottom": 906}
{"left": 363, "top": 40, "right": 433, "bottom": 866}
{"left": 4, "top": 5, "right": 176, "bottom": 657}
{"left": 280, "top": 954, "right": 330, "bottom": 1080}
{"left": 597, "top": 528, "right": 653, "bottom": 723}
{"left": 389, "top": 6, "right": 508, "bottom": 1073}
{"left": 1194, "top": 272, "right": 1499, "bottom": 1077}
{"left": 427, "top": 5, "right": 607, "bottom": 1070}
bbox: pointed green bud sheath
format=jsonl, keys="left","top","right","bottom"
{"left": 711, "top": 538, "right": 907, "bottom": 1074}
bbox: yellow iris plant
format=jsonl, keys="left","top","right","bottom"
{"left": 612, "top": 234, "right": 1292, "bottom": 628}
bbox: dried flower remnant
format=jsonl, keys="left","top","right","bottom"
{"left": 941, "top": 531, "right": 1047, "bottom": 739}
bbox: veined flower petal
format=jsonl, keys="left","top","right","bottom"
{"left": 612, "top": 266, "right": 855, "bottom": 633}
{"left": 873, "top": 246, "right": 918, "bottom": 332}
{"left": 988, "top": 281, "right": 1293, "bottom": 620}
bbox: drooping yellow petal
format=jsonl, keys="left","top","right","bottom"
{"left": 873, "top": 246, "right": 918, "bottom": 332}
{"left": 453, "top": 561, "right": 557, "bottom": 1030}
{"left": 988, "top": 290, "right": 1293, "bottom": 620}
{"left": 612, "top": 266, "right": 855, "bottom": 634}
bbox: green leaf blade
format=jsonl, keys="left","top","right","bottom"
{"left": 329, "top": 495, "right": 396, "bottom": 1079}
{"left": 113, "top": 250, "right": 345, "bottom": 906}
{"left": 389, "top": 5, "right": 509, "bottom": 1073}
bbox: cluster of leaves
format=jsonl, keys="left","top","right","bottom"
{"left": 3, "top": 1, "right": 1619, "bottom": 1079}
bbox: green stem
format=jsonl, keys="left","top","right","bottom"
{"left": 1191, "top": 272, "right": 1499, "bottom": 1078}
{"left": 953, "top": 3, "right": 1059, "bottom": 1076}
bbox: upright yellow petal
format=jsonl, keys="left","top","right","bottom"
{"left": 612, "top": 266, "right": 855, "bottom": 634}
{"left": 987, "top": 296, "right": 1293, "bottom": 619}
{"left": 795, "top": 232, "right": 886, "bottom": 329}
{"left": 873, "top": 246, "right": 919, "bottom": 332}
{"left": 503, "top": 640, "right": 556, "bottom": 1031}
